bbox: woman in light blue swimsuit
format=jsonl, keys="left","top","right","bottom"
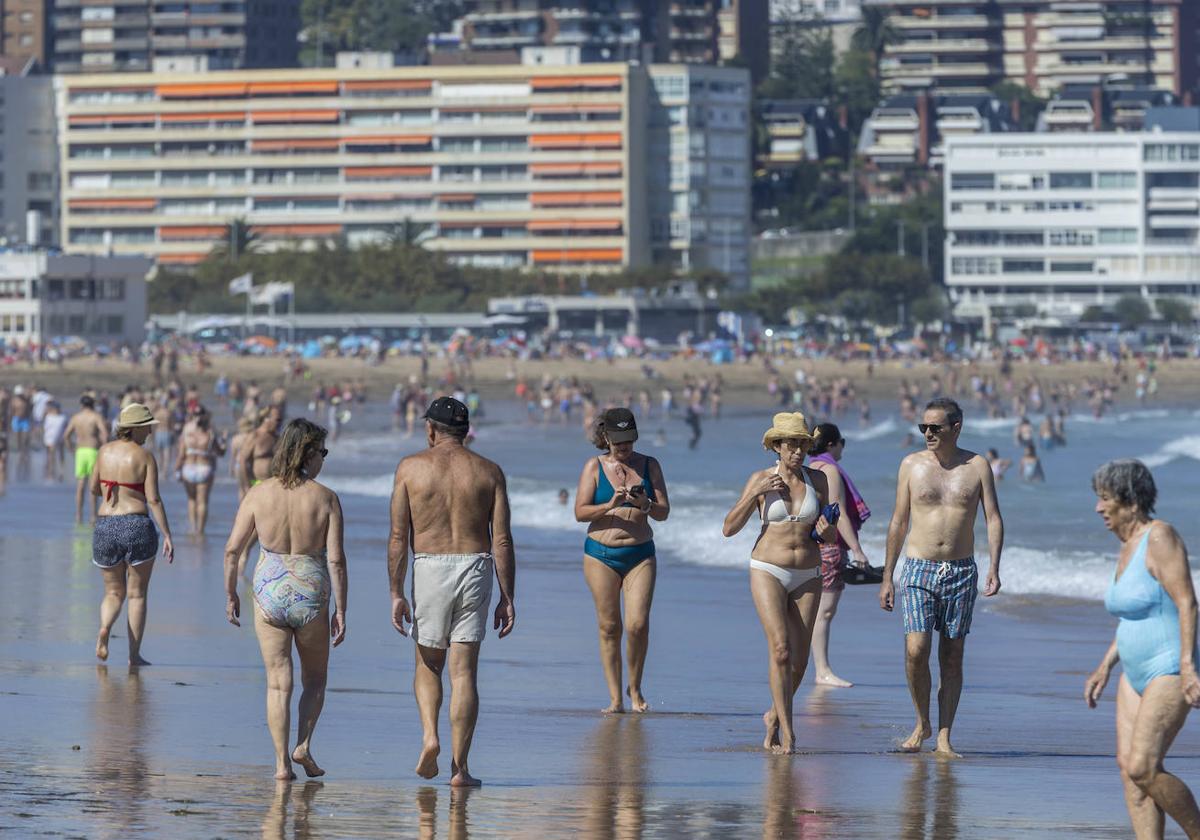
{"left": 574, "top": 407, "right": 669, "bottom": 713}
{"left": 1085, "top": 459, "right": 1200, "bottom": 838}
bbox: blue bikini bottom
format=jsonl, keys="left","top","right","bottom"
{"left": 584, "top": 537, "right": 655, "bottom": 577}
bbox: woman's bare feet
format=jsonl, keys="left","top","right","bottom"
{"left": 899, "top": 721, "right": 932, "bottom": 753}
{"left": 762, "top": 710, "right": 780, "bottom": 750}
{"left": 95, "top": 629, "right": 109, "bottom": 662}
{"left": 291, "top": 747, "right": 325, "bottom": 778}
{"left": 814, "top": 671, "right": 853, "bottom": 688}
{"left": 626, "top": 686, "right": 649, "bottom": 713}
{"left": 129, "top": 654, "right": 151, "bottom": 667}
{"left": 274, "top": 763, "right": 297, "bottom": 781}
{"left": 602, "top": 699, "right": 624, "bottom": 714}
{"left": 771, "top": 734, "right": 795, "bottom": 755}
{"left": 934, "top": 733, "right": 962, "bottom": 759}
{"left": 415, "top": 739, "right": 440, "bottom": 779}
{"left": 449, "top": 761, "right": 481, "bottom": 787}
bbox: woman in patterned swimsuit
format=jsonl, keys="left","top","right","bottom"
{"left": 224, "top": 418, "right": 349, "bottom": 781}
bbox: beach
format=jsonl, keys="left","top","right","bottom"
{"left": 2, "top": 391, "right": 1199, "bottom": 838}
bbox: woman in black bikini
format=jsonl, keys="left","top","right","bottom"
{"left": 91, "top": 403, "right": 175, "bottom": 665}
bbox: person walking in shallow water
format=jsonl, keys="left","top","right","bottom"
{"left": 1085, "top": 459, "right": 1200, "bottom": 839}
{"left": 224, "top": 418, "right": 348, "bottom": 781}
{"left": 574, "top": 407, "right": 670, "bottom": 714}
{"left": 723, "top": 412, "right": 836, "bottom": 754}
{"left": 879, "top": 397, "right": 1003, "bottom": 756}
{"left": 91, "top": 403, "right": 175, "bottom": 666}
{"left": 388, "top": 397, "right": 516, "bottom": 786}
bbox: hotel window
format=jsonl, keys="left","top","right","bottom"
{"left": 1002, "top": 259, "right": 1044, "bottom": 273}
{"left": 1097, "top": 172, "right": 1136, "bottom": 189}
{"left": 1050, "top": 261, "right": 1094, "bottom": 273}
{"left": 1049, "top": 172, "right": 1092, "bottom": 189}
{"left": 1048, "top": 229, "right": 1094, "bottom": 246}
{"left": 1144, "top": 144, "right": 1200, "bottom": 162}
{"left": 1098, "top": 228, "right": 1137, "bottom": 244}
{"left": 951, "top": 257, "right": 1000, "bottom": 275}
{"left": 950, "top": 173, "right": 994, "bottom": 191}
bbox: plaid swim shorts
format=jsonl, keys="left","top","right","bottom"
{"left": 899, "top": 556, "right": 978, "bottom": 639}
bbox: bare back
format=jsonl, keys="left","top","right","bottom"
{"left": 93, "top": 440, "right": 155, "bottom": 516}
{"left": 240, "top": 478, "right": 338, "bottom": 555}
{"left": 67, "top": 409, "right": 106, "bottom": 449}
{"left": 396, "top": 444, "right": 503, "bottom": 555}
{"left": 901, "top": 448, "right": 988, "bottom": 560}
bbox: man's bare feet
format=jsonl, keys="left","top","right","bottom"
{"left": 762, "top": 710, "right": 780, "bottom": 750}
{"left": 814, "top": 672, "right": 853, "bottom": 688}
{"left": 415, "top": 740, "right": 440, "bottom": 779}
{"left": 898, "top": 722, "right": 932, "bottom": 753}
{"left": 449, "top": 762, "right": 481, "bottom": 787}
{"left": 291, "top": 747, "right": 325, "bottom": 778}
{"left": 934, "top": 734, "right": 962, "bottom": 759}
{"left": 274, "top": 765, "right": 297, "bottom": 781}
{"left": 602, "top": 700, "right": 624, "bottom": 714}
{"left": 129, "top": 654, "right": 150, "bottom": 667}
{"left": 95, "top": 629, "right": 109, "bottom": 662}
{"left": 626, "top": 686, "right": 649, "bottom": 713}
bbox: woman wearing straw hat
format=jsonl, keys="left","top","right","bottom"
{"left": 224, "top": 418, "right": 348, "bottom": 780}
{"left": 90, "top": 402, "right": 175, "bottom": 665}
{"left": 723, "top": 412, "right": 837, "bottom": 754}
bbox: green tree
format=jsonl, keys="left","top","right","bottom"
{"left": 210, "top": 218, "right": 261, "bottom": 263}
{"left": 990, "top": 82, "right": 1047, "bottom": 132}
{"left": 1113, "top": 294, "right": 1151, "bottom": 329}
{"left": 1155, "top": 296, "right": 1195, "bottom": 326}
{"left": 299, "top": 0, "right": 462, "bottom": 66}
{"left": 759, "top": 25, "right": 837, "bottom": 101}
{"left": 834, "top": 47, "right": 880, "bottom": 137}
{"left": 1081, "top": 304, "right": 1109, "bottom": 323}
{"left": 851, "top": 7, "right": 899, "bottom": 77}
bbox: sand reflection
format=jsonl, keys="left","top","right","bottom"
{"left": 762, "top": 756, "right": 834, "bottom": 839}
{"left": 899, "top": 758, "right": 959, "bottom": 840}
{"left": 581, "top": 716, "right": 647, "bottom": 839}
{"left": 416, "top": 785, "right": 475, "bottom": 840}
{"left": 260, "top": 780, "right": 323, "bottom": 840}
{"left": 88, "top": 665, "right": 151, "bottom": 839}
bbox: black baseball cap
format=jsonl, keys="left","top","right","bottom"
{"left": 601, "top": 407, "right": 638, "bottom": 443}
{"left": 424, "top": 396, "right": 469, "bottom": 429}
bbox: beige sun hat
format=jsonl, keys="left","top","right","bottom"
{"left": 762, "top": 412, "right": 813, "bottom": 450}
{"left": 117, "top": 402, "right": 159, "bottom": 428}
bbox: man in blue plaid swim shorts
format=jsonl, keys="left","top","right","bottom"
{"left": 878, "top": 398, "right": 1004, "bottom": 757}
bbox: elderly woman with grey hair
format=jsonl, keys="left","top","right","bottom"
{"left": 1085, "top": 459, "right": 1200, "bottom": 838}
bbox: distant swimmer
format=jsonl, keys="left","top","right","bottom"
{"left": 224, "top": 418, "right": 348, "bottom": 781}
{"left": 986, "top": 448, "right": 1011, "bottom": 482}
{"left": 880, "top": 398, "right": 1003, "bottom": 757}
{"left": 1086, "top": 459, "right": 1200, "bottom": 838}
{"left": 65, "top": 395, "right": 109, "bottom": 524}
{"left": 388, "top": 397, "right": 516, "bottom": 786}
{"left": 723, "top": 413, "right": 836, "bottom": 754}
{"left": 574, "top": 408, "right": 670, "bottom": 714}
{"left": 1019, "top": 444, "right": 1045, "bottom": 483}
{"left": 91, "top": 403, "right": 175, "bottom": 666}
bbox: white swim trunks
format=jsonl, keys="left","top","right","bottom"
{"left": 411, "top": 553, "right": 494, "bottom": 649}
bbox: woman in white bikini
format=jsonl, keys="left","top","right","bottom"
{"left": 723, "top": 412, "right": 836, "bottom": 754}
{"left": 176, "top": 407, "right": 225, "bottom": 535}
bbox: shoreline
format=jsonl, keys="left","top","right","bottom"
{"left": 2, "top": 355, "right": 1197, "bottom": 410}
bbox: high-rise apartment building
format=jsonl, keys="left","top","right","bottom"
{"left": 0, "top": 67, "right": 57, "bottom": 246}
{"left": 867, "top": 1, "right": 1198, "bottom": 99}
{"left": 944, "top": 131, "right": 1200, "bottom": 320}
{"left": 55, "top": 62, "right": 753, "bottom": 286}
{"left": 2, "top": 0, "right": 47, "bottom": 66}
{"left": 452, "top": 0, "right": 648, "bottom": 62}
{"left": 51, "top": 1, "right": 298, "bottom": 74}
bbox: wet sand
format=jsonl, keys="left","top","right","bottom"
{"left": 2, "top": 470, "right": 1197, "bottom": 838}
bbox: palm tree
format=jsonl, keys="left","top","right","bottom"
{"left": 852, "top": 7, "right": 899, "bottom": 79}
{"left": 211, "top": 217, "right": 261, "bottom": 262}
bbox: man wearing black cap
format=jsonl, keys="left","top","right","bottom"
{"left": 387, "top": 396, "right": 516, "bottom": 787}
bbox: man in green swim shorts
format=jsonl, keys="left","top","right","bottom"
{"left": 65, "top": 395, "right": 108, "bottom": 524}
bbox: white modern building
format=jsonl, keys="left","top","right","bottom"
{"left": 944, "top": 132, "right": 1200, "bottom": 320}
{"left": 0, "top": 252, "right": 152, "bottom": 348}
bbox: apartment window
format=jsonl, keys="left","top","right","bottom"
{"left": 440, "top": 138, "right": 475, "bottom": 154}
{"left": 479, "top": 137, "right": 526, "bottom": 153}
{"left": 1050, "top": 261, "right": 1094, "bottom": 273}
{"left": 1048, "top": 229, "right": 1094, "bottom": 246}
{"left": 1097, "top": 172, "right": 1136, "bottom": 189}
{"left": 653, "top": 75, "right": 686, "bottom": 99}
{"left": 1098, "top": 228, "right": 1137, "bottom": 244}
{"left": 27, "top": 172, "right": 53, "bottom": 191}
{"left": 1148, "top": 172, "right": 1199, "bottom": 188}
{"left": 81, "top": 28, "right": 115, "bottom": 44}
{"left": 951, "top": 173, "right": 994, "bottom": 191}
{"left": 1144, "top": 144, "right": 1200, "bottom": 162}
{"left": 951, "top": 257, "right": 1000, "bottom": 275}
{"left": 1002, "top": 259, "right": 1045, "bottom": 273}
{"left": 98, "top": 279, "right": 126, "bottom": 301}
{"left": 1049, "top": 172, "right": 1092, "bottom": 189}
{"left": 106, "top": 315, "right": 124, "bottom": 335}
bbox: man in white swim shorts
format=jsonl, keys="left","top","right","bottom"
{"left": 388, "top": 396, "right": 516, "bottom": 788}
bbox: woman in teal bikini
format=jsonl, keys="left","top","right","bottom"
{"left": 1085, "top": 459, "right": 1200, "bottom": 838}
{"left": 574, "top": 407, "right": 670, "bottom": 713}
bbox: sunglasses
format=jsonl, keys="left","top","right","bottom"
{"left": 918, "top": 423, "right": 954, "bottom": 435}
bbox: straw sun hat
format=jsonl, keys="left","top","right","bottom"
{"left": 761, "top": 412, "right": 814, "bottom": 450}
{"left": 117, "top": 402, "right": 159, "bottom": 429}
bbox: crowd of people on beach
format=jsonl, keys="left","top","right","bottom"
{"left": 3, "top": 344, "right": 1200, "bottom": 836}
